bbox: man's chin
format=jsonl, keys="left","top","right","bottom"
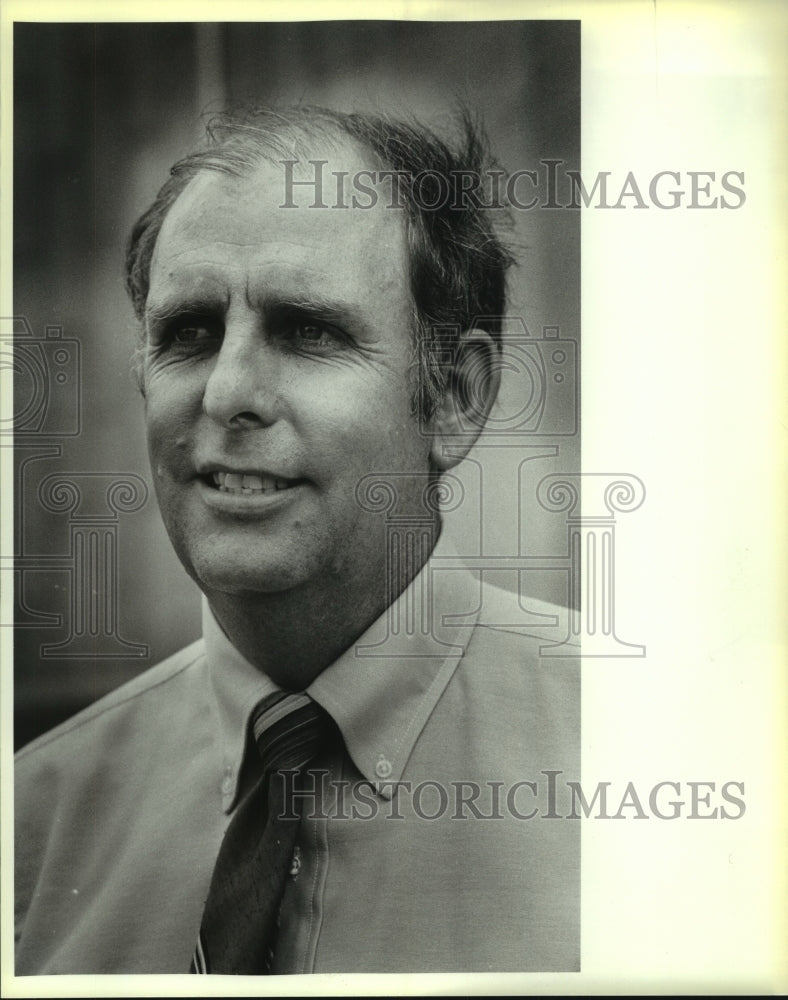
{"left": 193, "top": 571, "right": 298, "bottom": 598}
{"left": 184, "top": 554, "right": 318, "bottom": 599}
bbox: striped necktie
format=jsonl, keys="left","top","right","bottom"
{"left": 191, "top": 691, "right": 333, "bottom": 974}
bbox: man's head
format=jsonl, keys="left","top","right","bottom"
{"left": 125, "top": 106, "right": 514, "bottom": 606}
{"left": 126, "top": 105, "right": 515, "bottom": 421}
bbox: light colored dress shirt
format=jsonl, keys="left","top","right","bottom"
{"left": 15, "top": 547, "right": 580, "bottom": 974}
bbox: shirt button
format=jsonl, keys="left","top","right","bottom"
{"left": 376, "top": 757, "right": 393, "bottom": 778}
{"left": 221, "top": 776, "right": 233, "bottom": 795}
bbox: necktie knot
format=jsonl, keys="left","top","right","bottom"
{"left": 252, "top": 691, "right": 331, "bottom": 775}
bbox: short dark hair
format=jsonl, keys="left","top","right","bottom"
{"left": 125, "top": 104, "right": 516, "bottom": 418}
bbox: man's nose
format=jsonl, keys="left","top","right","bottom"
{"left": 202, "top": 320, "right": 280, "bottom": 429}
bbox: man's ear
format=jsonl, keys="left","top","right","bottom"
{"left": 429, "top": 328, "right": 501, "bottom": 471}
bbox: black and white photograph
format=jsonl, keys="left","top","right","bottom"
{"left": 1, "top": 0, "right": 785, "bottom": 995}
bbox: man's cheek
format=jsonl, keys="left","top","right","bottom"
{"left": 146, "top": 394, "right": 194, "bottom": 444}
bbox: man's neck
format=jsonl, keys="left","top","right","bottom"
{"left": 204, "top": 526, "right": 441, "bottom": 690}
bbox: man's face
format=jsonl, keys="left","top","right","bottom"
{"left": 143, "top": 147, "right": 437, "bottom": 601}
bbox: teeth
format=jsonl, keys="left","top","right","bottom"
{"left": 211, "top": 471, "right": 292, "bottom": 494}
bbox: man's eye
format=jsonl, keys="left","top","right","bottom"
{"left": 293, "top": 323, "right": 330, "bottom": 342}
{"left": 287, "top": 321, "right": 344, "bottom": 350}
{"left": 173, "top": 323, "right": 218, "bottom": 344}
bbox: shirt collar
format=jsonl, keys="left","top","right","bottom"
{"left": 308, "top": 534, "right": 478, "bottom": 798}
{"left": 203, "top": 600, "right": 279, "bottom": 812}
{"left": 204, "top": 529, "right": 480, "bottom": 808}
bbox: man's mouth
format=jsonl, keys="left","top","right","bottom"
{"left": 209, "top": 471, "right": 301, "bottom": 495}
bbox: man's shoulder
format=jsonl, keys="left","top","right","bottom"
{"left": 15, "top": 637, "right": 206, "bottom": 769}
{"left": 453, "top": 579, "right": 580, "bottom": 716}
{"left": 428, "top": 577, "right": 580, "bottom": 780}
{"left": 471, "top": 579, "right": 579, "bottom": 653}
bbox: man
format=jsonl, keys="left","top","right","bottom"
{"left": 15, "top": 106, "right": 579, "bottom": 974}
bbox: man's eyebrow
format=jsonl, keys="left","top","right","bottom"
{"left": 144, "top": 295, "right": 227, "bottom": 324}
{"left": 261, "top": 294, "right": 370, "bottom": 332}
{"left": 144, "top": 292, "right": 375, "bottom": 334}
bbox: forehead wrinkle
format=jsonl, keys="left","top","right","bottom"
{"left": 153, "top": 219, "right": 398, "bottom": 272}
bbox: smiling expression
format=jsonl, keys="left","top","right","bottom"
{"left": 142, "top": 147, "right": 441, "bottom": 603}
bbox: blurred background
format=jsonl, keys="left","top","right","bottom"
{"left": 12, "top": 20, "right": 579, "bottom": 748}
